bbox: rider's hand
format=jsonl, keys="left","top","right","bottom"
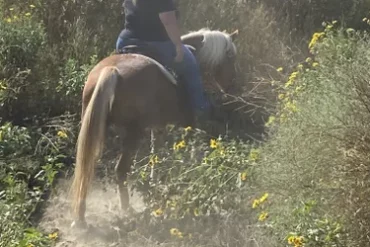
{"left": 174, "top": 44, "right": 184, "bottom": 63}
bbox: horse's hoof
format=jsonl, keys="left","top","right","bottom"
{"left": 71, "top": 220, "right": 87, "bottom": 229}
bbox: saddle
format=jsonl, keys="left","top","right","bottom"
{"left": 116, "top": 44, "right": 197, "bottom": 82}
{"left": 116, "top": 43, "right": 179, "bottom": 80}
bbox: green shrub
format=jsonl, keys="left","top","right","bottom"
{"left": 255, "top": 23, "right": 370, "bottom": 246}
{"left": 56, "top": 56, "right": 98, "bottom": 111}
{"left": 131, "top": 126, "right": 258, "bottom": 220}
{"left": 0, "top": 11, "right": 46, "bottom": 120}
{"left": 0, "top": 158, "right": 59, "bottom": 247}
{"left": 0, "top": 117, "right": 77, "bottom": 247}
{"left": 0, "top": 122, "right": 32, "bottom": 157}
{"left": 0, "top": 11, "right": 45, "bottom": 76}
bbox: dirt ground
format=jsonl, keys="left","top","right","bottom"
{"left": 39, "top": 175, "right": 148, "bottom": 247}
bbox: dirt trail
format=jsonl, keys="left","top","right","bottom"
{"left": 39, "top": 177, "right": 146, "bottom": 247}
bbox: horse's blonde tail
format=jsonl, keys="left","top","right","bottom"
{"left": 70, "top": 66, "right": 119, "bottom": 219}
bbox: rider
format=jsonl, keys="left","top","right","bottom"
{"left": 116, "top": 0, "right": 209, "bottom": 115}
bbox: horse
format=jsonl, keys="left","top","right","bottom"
{"left": 70, "top": 28, "right": 239, "bottom": 228}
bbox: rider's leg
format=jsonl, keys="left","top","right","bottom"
{"left": 144, "top": 41, "right": 176, "bottom": 68}
{"left": 116, "top": 36, "right": 125, "bottom": 51}
{"left": 174, "top": 45, "right": 209, "bottom": 112}
{"left": 146, "top": 41, "right": 209, "bottom": 112}
{"left": 116, "top": 29, "right": 143, "bottom": 51}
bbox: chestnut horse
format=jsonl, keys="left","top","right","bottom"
{"left": 70, "top": 28, "right": 239, "bottom": 227}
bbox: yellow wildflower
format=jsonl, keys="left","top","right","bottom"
{"left": 305, "top": 57, "right": 312, "bottom": 63}
{"left": 57, "top": 130, "right": 68, "bottom": 139}
{"left": 25, "top": 12, "right": 31, "bottom": 16}
{"left": 48, "top": 231, "right": 58, "bottom": 240}
{"left": 9, "top": 8, "right": 14, "bottom": 11}
{"left": 286, "top": 101, "right": 298, "bottom": 113}
{"left": 149, "top": 155, "right": 159, "bottom": 167}
{"left": 193, "top": 208, "right": 200, "bottom": 216}
{"left": 259, "top": 193, "right": 269, "bottom": 203}
{"left": 312, "top": 62, "right": 319, "bottom": 68}
{"left": 248, "top": 148, "right": 260, "bottom": 161}
{"left": 288, "top": 236, "right": 294, "bottom": 244}
{"left": 276, "top": 67, "right": 283, "bottom": 72}
{"left": 295, "top": 86, "right": 303, "bottom": 93}
{"left": 308, "top": 32, "right": 325, "bottom": 50}
{"left": 210, "top": 139, "right": 219, "bottom": 149}
{"left": 13, "top": 15, "right": 18, "bottom": 20}
{"left": 170, "top": 228, "right": 180, "bottom": 236}
{"left": 27, "top": 244, "right": 35, "bottom": 247}
{"left": 252, "top": 199, "right": 260, "bottom": 209}
{"left": 285, "top": 80, "right": 293, "bottom": 88}
{"left": 363, "top": 17, "right": 368, "bottom": 22}
{"left": 280, "top": 113, "right": 287, "bottom": 123}
{"left": 178, "top": 140, "right": 186, "bottom": 148}
{"left": 252, "top": 193, "right": 269, "bottom": 209}
{"left": 278, "top": 94, "right": 285, "bottom": 100}
{"left": 168, "top": 227, "right": 185, "bottom": 237}
{"left": 184, "top": 126, "right": 192, "bottom": 132}
{"left": 288, "top": 236, "right": 304, "bottom": 247}
{"left": 332, "top": 20, "right": 338, "bottom": 25}
{"left": 289, "top": 71, "right": 299, "bottom": 81}
{"left": 297, "top": 64, "right": 303, "bottom": 70}
{"left": 0, "top": 81, "right": 7, "bottom": 89}
{"left": 258, "top": 212, "right": 268, "bottom": 221}
{"left": 285, "top": 71, "right": 299, "bottom": 88}
{"left": 5, "top": 18, "right": 12, "bottom": 23}
{"left": 265, "top": 116, "right": 276, "bottom": 127}
{"left": 152, "top": 208, "right": 163, "bottom": 217}
{"left": 240, "top": 172, "right": 247, "bottom": 181}
{"left": 30, "top": 4, "right": 36, "bottom": 8}
{"left": 173, "top": 140, "right": 186, "bottom": 151}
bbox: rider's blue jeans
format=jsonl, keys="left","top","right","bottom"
{"left": 116, "top": 36, "right": 209, "bottom": 112}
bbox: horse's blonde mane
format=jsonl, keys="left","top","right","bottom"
{"left": 182, "top": 28, "right": 237, "bottom": 69}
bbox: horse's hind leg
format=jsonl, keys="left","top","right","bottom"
{"left": 115, "top": 125, "right": 142, "bottom": 212}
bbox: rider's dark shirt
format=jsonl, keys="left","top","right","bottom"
{"left": 120, "top": 0, "right": 177, "bottom": 42}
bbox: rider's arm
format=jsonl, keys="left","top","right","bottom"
{"left": 159, "top": 11, "right": 182, "bottom": 48}
{"left": 157, "top": 0, "right": 184, "bottom": 61}
{"left": 156, "top": 0, "right": 182, "bottom": 47}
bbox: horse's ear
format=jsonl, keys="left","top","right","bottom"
{"left": 229, "top": 29, "right": 239, "bottom": 40}
{"left": 181, "top": 34, "right": 204, "bottom": 52}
